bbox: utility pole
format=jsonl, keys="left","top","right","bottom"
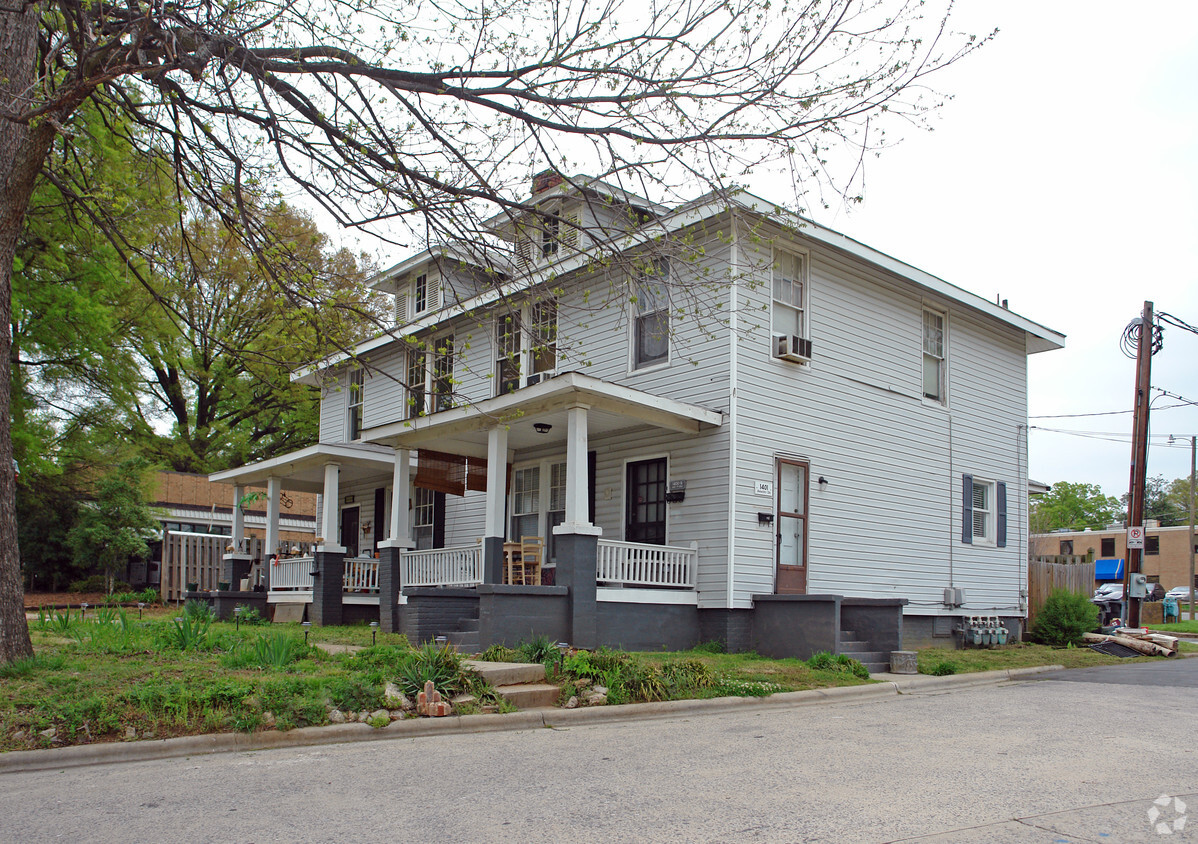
{"left": 1124, "top": 301, "right": 1154, "bottom": 627}
{"left": 1190, "top": 435, "right": 1195, "bottom": 621}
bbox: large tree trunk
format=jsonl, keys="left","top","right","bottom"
{"left": 0, "top": 1, "right": 47, "bottom": 663}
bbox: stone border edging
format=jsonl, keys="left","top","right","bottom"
{"left": 0, "top": 664, "right": 1064, "bottom": 775}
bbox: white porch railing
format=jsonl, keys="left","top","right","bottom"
{"left": 401, "top": 545, "right": 483, "bottom": 587}
{"left": 596, "top": 539, "right": 697, "bottom": 588}
{"left": 270, "top": 556, "right": 380, "bottom": 592}
{"left": 344, "top": 557, "right": 380, "bottom": 592}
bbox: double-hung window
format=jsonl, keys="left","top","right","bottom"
{"left": 633, "top": 258, "right": 670, "bottom": 370}
{"left": 495, "top": 303, "right": 558, "bottom": 396}
{"left": 347, "top": 369, "right": 364, "bottom": 440}
{"left": 961, "top": 474, "right": 1006, "bottom": 547}
{"left": 923, "top": 308, "right": 946, "bottom": 402}
{"left": 406, "top": 334, "right": 454, "bottom": 417}
{"left": 772, "top": 251, "right": 806, "bottom": 339}
{"left": 511, "top": 466, "right": 541, "bottom": 539}
{"left": 512, "top": 460, "right": 568, "bottom": 560}
{"left": 413, "top": 488, "right": 435, "bottom": 550}
{"left": 395, "top": 271, "right": 441, "bottom": 324}
{"left": 405, "top": 346, "right": 426, "bottom": 419}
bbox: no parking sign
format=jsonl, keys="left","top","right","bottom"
{"left": 1127, "top": 525, "right": 1145, "bottom": 549}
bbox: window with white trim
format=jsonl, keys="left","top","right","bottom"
{"left": 413, "top": 487, "right": 435, "bottom": 550}
{"left": 494, "top": 303, "right": 558, "bottom": 396}
{"left": 633, "top": 258, "right": 670, "bottom": 370}
{"left": 347, "top": 369, "right": 364, "bottom": 440}
{"left": 772, "top": 250, "right": 806, "bottom": 339}
{"left": 406, "top": 334, "right": 454, "bottom": 418}
{"left": 394, "top": 271, "right": 442, "bottom": 324}
{"left": 516, "top": 204, "right": 581, "bottom": 267}
{"left": 923, "top": 308, "right": 946, "bottom": 402}
{"left": 511, "top": 459, "right": 568, "bottom": 560}
{"left": 961, "top": 474, "right": 1006, "bottom": 548}
{"left": 511, "top": 466, "right": 541, "bottom": 539}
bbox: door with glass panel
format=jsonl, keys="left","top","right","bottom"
{"left": 626, "top": 458, "right": 667, "bottom": 544}
{"left": 775, "top": 459, "right": 808, "bottom": 594}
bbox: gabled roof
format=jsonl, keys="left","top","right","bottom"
{"left": 294, "top": 189, "right": 1064, "bottom": 384}
{"left": 367, "top": 244, "right": 502, "bottom": 294}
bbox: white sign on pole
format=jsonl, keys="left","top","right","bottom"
{"left": 1127, "top": 525, "right": 1145, "bottom": 550}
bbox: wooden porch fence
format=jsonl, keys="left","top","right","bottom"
{"left": 1027, "top": 554, "right": 1096, "bottom": 630}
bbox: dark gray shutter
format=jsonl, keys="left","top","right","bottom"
{"left": 433, "top": 492, "right": 446, "bottom": 549}
{"left": 588, "top": 450, "right": 597, "bottom": 524}
{"left": 996, "top": 482, "right": 1007, "bottom": 548}
{"left": 374, "top": 487, "right": 387, "bottom": 546}
{"left": 961, "top": 474, "right": 973, "bottom": 544}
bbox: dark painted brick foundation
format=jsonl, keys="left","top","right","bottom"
{"left": 596, "top": 602, "right": 700, "bottom": 651}
{"left": 401, "top": 588, "right": 480, "bottom": 644}
{"left": 477, "top": 585, "right": 569, "bottom": 646}
{"left": 698, "top": 609, "right": 755, "bottom": 653}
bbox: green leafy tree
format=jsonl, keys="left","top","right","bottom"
{"left": 66, "top": 459, "right": 161, "bottom": 595}
{"left": 0, "top": 0, "right": 986, "bottom": 662}
{"left": 1030, "top": 482, "right": 1121, "bottom": 534}
{"left": 1120, "top": 475, "right": 1186, "bottom": 527}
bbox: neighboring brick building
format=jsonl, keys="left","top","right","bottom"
{"left": 1030, "top": 523, "right": 1198, "bottom": 589}
{"left": 142, "top": 472, "right": 317, "bottom": 590}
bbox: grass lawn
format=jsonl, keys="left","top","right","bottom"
{"left": 636, "top": 649, "right": 874, "bottom": 696}
{"left": 915, "top": 641, "right": 1181, "bottom": 674}
{"left": 1154, "top": 620, "right": 1198, "bottom": 635}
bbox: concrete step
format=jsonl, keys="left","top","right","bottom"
{"left": 840, "top": 629, "right": 857, "bottom": 640}
{"left": 839, "top": 640, "right": 868, "bottom": 650}
{"left": 463, "top": 659, "right": 547, "bottom": 686}
{"left": 861, "top": 662, "right": 890, "bottom": 675}
{"left": 494, "top": 682, "right": 560, "bottom": 709}
{"left": 445, "top": 631, "right": 478, "bottom": 653}
{"left": 841, "top": 650, "right": 889, "bottom": 664}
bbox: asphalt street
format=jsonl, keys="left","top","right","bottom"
{"left": 2, "top": 661, "right": 1196, "bottom": 843}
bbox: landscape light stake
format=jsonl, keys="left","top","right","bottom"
{"left": 137, "top": 602, "right": 144, "bottom": 619}
{"left": 370, "top": 621, "right": 378, "bottom": 646}
{"left": 234, "top": 606, "right": 243, "bottom": 631}
{"left": 80, "top": 602, "right": 88, "bottom": 621}
{"left": 303, "top": 621, "right": 311, "bottom": 645}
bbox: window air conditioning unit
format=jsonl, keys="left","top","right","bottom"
{"left": 526, "top": 371, "right": 555, "bottom": 386}
{"left": 774, "top": 334, "right": 813, "bottom": 363}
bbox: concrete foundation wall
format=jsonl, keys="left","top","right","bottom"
{"left": 596, "top": 602, "right": 701, "bottom": 652}
{"left": 751, "top": 595, "right": 841, "bottom": 660}
{"left": 841, "top": 599, "right": 907, "bottom": 653}
{"left": 401, "top": 588, "right": 480, "bottom": 644}
{"left": 478, "top": 585, "right": 569, "bottom": 646}
{"left": 698, "top": 609, "right": 755, "bottom": 653}
{"left": 902, "top": 614, "right": 1023, "bottom": 649}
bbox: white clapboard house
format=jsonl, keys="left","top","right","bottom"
{"left": 210, "top": 174, "right": 1064, "bottom": 664}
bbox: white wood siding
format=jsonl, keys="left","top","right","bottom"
{"left": 731, "top": 224, "right": 1029, "bottom": 614}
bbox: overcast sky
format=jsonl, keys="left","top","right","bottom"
{"left": 796, "top": 1, "right": 1198, "bottom": 499}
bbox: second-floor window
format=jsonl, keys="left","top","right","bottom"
{"left": 633, "top": 258, "right": 670, "bottom": 370}
{"left": 394, "top": 272, "right": 441, "bottom": 324}
{"left": 923, "top": 308, "right": 946, "bottom": 402}
{"left": 406, "top": 335, "right": 454, "bottom": 418}
{"left": 772, "top": 250, "right": 806, "bottom": 339}
{"left": 347, "top": 369, "right": 364, "bottom": 440}
{"left": 495, "top": 302, "right": 558, "bottom": 396}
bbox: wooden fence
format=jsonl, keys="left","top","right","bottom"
{"left": 1028, "top": 555, "right": 1096, "bottom": 630}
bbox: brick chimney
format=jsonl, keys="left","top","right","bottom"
{"left": 532, "top": 170, "right": 564, "bottom": 196}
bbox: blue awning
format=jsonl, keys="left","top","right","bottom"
{"left": 1095, "top": 558, "right": 1125, "bottom": 580}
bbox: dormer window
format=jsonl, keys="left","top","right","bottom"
{"left": 516, "top": 204, "right": 580, "bottom": 268}
{"left": 394, "top": 271, "right": 441, "bottom": 324}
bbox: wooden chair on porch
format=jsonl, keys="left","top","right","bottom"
{"left": 514, "top": 536, "right": 544, "bottom": 585}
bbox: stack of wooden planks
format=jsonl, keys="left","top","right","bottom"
{"left": 1083, "top": 628, "right": 1179, "bottom": 657}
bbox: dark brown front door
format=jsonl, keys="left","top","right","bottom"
{"left": 340, "top": 506, "right": 360, "bottom": 558}
{"left": 776, "top": 459, "right": 808, "bottom": 594}
{"left": 626, "top": 458, "right": 667, "bottom": 544}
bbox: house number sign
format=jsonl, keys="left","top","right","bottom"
{"left": 754, "top": 481, "right": 773, "bottom": 496}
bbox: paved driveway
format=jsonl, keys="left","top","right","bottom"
{"left": 1033, "top": 653, "right": 1198, "bottom": 687}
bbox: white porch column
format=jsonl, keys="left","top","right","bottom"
{"left": 557, "top": 405, "right": 601, "bottom": 536}
{"left": 265, "top": 476, "right": 281, "bottom": 558}
{"left": 378, "top": 447, "right": 413, "bottom": 549}
{"left": 484, "top": 425, "right": 508, "bottom": 538}
{"left": 231, "top": 484, "right": 246, "bottom": 553}
{"left": 321, "top": 462, "right": 347, "bottom": 552}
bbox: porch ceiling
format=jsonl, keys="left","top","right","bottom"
{"left": 363, "top": 371, "right": 723, "bottom": 456}
{"left": 208, "top": 443, "right": 396, "bottom": 493}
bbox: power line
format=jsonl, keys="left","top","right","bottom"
{"left": 1030, "top": 402, "right": 1190, "bottom": 419}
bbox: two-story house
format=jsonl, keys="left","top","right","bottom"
{"left": 211, "top": 174, "right": 1064, "bottom": 664}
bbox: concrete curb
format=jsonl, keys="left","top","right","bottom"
{"left": 0, "top": 664, "right": 1065, "bottom": 775}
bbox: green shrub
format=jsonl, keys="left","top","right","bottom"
{"left": 477, "top": 644, "right": 521, "bottom": 663}
{"left": 517, "top": 635, "right": 562, "bottom": 669}
{"left": 691, "top": 640, "right": 726, "bottom": 654}
{"left": 925, "top": 660, "right": 959, "bottom": 676}
{"left": 1031, "top": 588, "right": 1099, "bottom": 647}
{"left": 394, "top": 642, "right": 465, "bottom": 698}
{"left": 806, "top": 651, "right": 836, "bottom": 670}
{"left": 183, "top": 599, "right": 215, "bottom": 621}
{"left": 165, "top": 613, "right": 212, "bottom": 651}
{"left": 235, "top": 606, "right": 269, "bottom": 626}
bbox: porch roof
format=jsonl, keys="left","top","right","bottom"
{"left": 363, "top": 371, "right": 723, "bottom": 456}
{"left": 207, "top": 443, "right": 396, "bottom": 494}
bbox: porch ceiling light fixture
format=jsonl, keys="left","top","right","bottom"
{"left": 533, "top": 422, "right": 553, "bottom": 434}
